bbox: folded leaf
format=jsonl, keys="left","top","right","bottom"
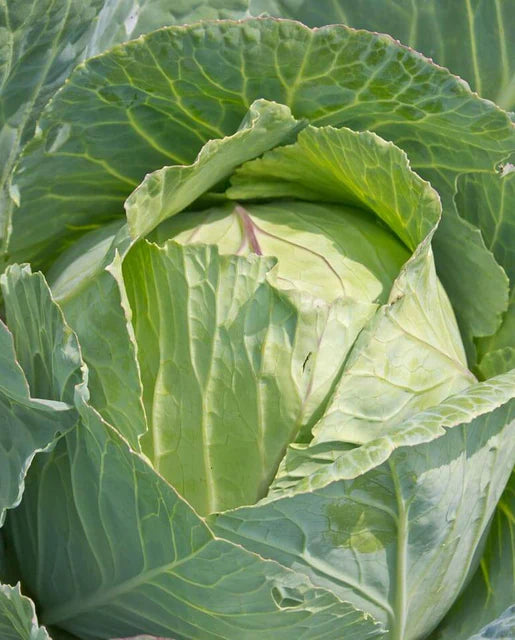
{"left": 212, "top": 372, "right": 515, "bottom": 639}
{"left": 123, "top": 239, "right": 375, "bottom": 513}
{"left": 0, "top": 265, "right": 81, "bottom": 525}
{"left": 126, "top": 99, "right": 304, "bottom": 239}
{"left": 3, "top": 263, "right": 386, "bottom": 640}
{"left": 0, "top": 583, "right": 51, "bottom": 640}
{"left": 8, "top": 19, "right": 513, "bottom": 352}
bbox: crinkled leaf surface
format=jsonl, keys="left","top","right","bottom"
{"left": 125, "top": 99, "right": 304, "bottom": 239}
{"left": 428, "top": 473, "right": 515, "bottom": 640}
{"left": 8, "top": 19, "right": 513, "bottom": 354}
{"left": 250, "top": 0, "right": 515, "bottom": 111}
{"left": 3, "top": 266, "right": 385, "bottom": 640}
{"left": 228, "top": 125, "right": 440, "bottom": 251}
{"left": 0, "top": 0, "right": 249, "bottom": 261}
{"left": 123, "top": 237, "right": 374, "bottom": 514}
{"left": 51, "top": 119, "right": 468, "bottom": 515}
{"left": 0, "top": 583, "right": 51, "bottom": 640}
{"left": 268, "top": 371, "right": 515, "bottom": 496}
{"left": 230, "top": 124, "right": 474, "bottom": 443}
{"left": 5, "top": 394, "right": 382, "bottom": 640}
{"left": 47, "top": 99, "right": 305, "bottom": 453}
{"left": 212, "top": 371, "right": 515, "bottom": 640}
{"left": 309, "top": 240, "right": 475, "bottom": 445}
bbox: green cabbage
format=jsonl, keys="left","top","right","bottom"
{"left": 0, "top": 3, "right": 513, "bottom": 640}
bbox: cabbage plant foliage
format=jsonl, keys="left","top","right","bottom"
{"left": 0, "top": 2, "right": 513, "bottom": 640}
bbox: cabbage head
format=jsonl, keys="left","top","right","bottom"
{"left": 0, "top": 3, "right": 513, "bottom": 640}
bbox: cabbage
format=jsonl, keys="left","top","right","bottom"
{"left": 0, "top": 4, "right": 513, "bottom": 640}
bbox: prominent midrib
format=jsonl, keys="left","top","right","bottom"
{"left": 389, "top": 461, "right": 408, "bottom": 640}
{"left": 41, "top": 543, "right": 209, "bottom": 625}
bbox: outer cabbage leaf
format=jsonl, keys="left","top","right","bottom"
{"left": 8, "top": 19, "right": 513, "bottom": 355}
{"left": 46, "top": 231, "right": 147, "bottom": 452}
{"left": 250, "top": 0, "right": 515, "bottom": 111}
{"left": 46, "top": 99, "right": 303, "bottom": 452}
{"left": 462, "top": 171, "right": 515, "bottom": 377}
{"left": 3, "top": 261, "right": 385, "bottom": 640}
{"left": 467, "top": 607, "right": 515, "bottom": 640}
{"left": 428, "top": 473, "right": 515, "bottom": 640}
{"left": 0, "top": 0, "right": 248, "bottom": 262}
{"left": 212, "top": 371, "right": 515, "bottom": 640}
{"left": 0, "top": 266, "right": 80, "bottom": 526}
{"left": 0, "top": 583, "right": 51, "bottom": 640}
{"left": 50, "top": 118, "right": 471, "bottom": 515}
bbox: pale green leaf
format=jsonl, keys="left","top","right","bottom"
{"left": 123, "top": 239, "right": 375, "bottom": 514}
{"left": 212, "top": 372, "right": 515, "bottom": 639}
{"left": 268, "top": 370, "right": 515, "bottom": 496}
{"left": 126, "top": 99, "right": 304, "bottom": 239}
{"left": 0, "top": 583, "right": 51, "bottom": 640}
{"left": 309, "top": 241, "right": 475, "bottom": 446}
{"left": 156, "top": 199, "right": 409, "bottom": 305}
{"left": 229, "top": 123, "right": 475, "bottom": 443}
{"left": 228, "top": 125, "right": 441, "bottom": 250}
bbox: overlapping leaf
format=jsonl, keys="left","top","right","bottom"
{"left": 212, "top": 372, "right": 515, "bottom": 639}
{"left": 45, "top": 99, "right": 307, "bottom": 452}
{"left": 3, "top": 259, "right": 385, "bottom": 640}
{"left": 230, "top": 124, "right": 474, "bottom": 443}
{"left": 0, "top": 0, "right": 249, "bottom": 262}
{"left": 8, "top": 19, "right": 513, "bottom": 356}
{"left": 123, "top": 238, "right": 374, "bottom": 514}
{"left": 0, "top": 266, "right": 79, "bottom": 526}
